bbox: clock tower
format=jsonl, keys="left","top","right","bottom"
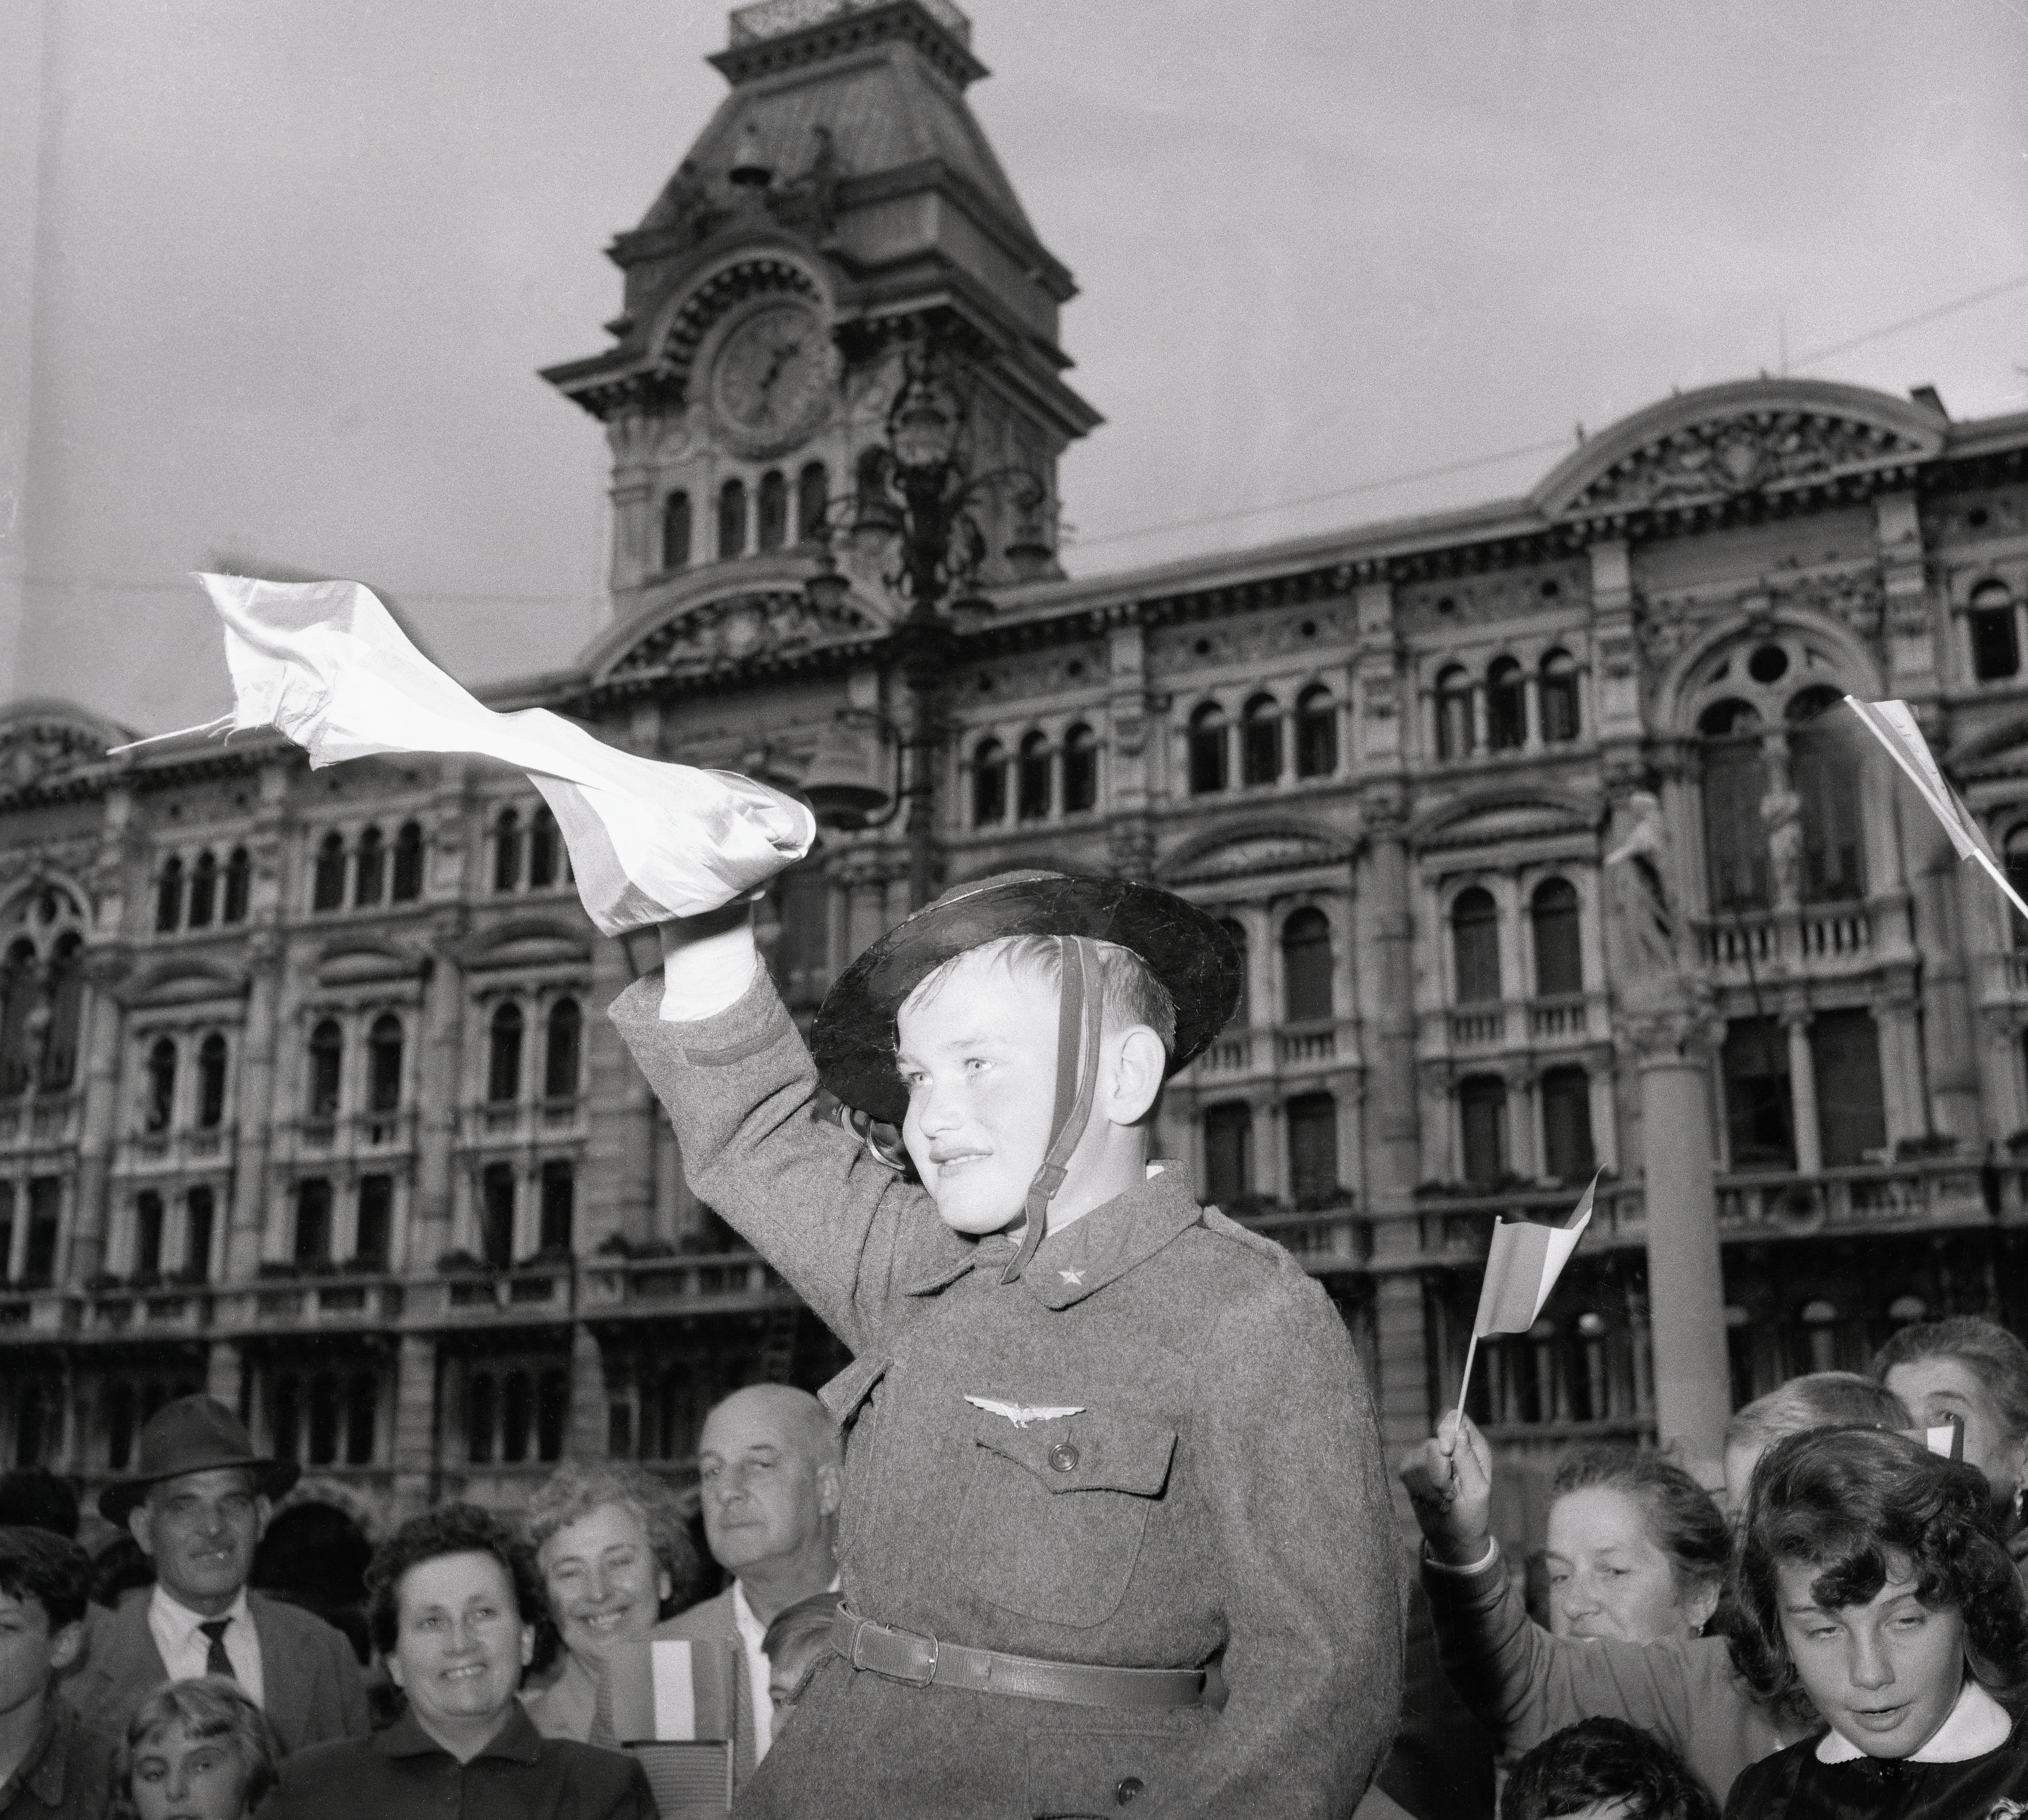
{"left": 542, "top": 0, "right": 1100, "bottom": 627}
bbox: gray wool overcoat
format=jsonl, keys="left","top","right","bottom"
{"left": 610, "top": 969, "right": 1401, "bottom": 1819}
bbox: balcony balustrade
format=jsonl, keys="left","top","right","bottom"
{"left": 1695, "top": 902, "right": 1875, "bottom": 980}
{"left": 276, "top": 1109, "right": 418, "bottom": 1166}
{"left": 115, "top": 1125, "right": 237, "bottom": 1176}
{"left": 579, "top": 1251, "right": 793, "bottom": 1316}
{"left": 1181, "top": 1021, "right": 1357, "bottom": 1086}
{"left": 1715, "top": 1157, "right": 1994, "bottom": 1236}
{"left": 0, "top": 1096, "right": 80, "bottom": 1150}
{"left": 462, "top": 1099, "right": 587, "bottom": 1148}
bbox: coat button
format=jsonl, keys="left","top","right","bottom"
{"left": 1116, "top": 1776, "right": 1144, "bottom": 1805}
{"left": 1048, "top": 1441, "right": 1079, "bottom": 1472}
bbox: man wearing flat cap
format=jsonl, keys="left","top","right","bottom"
{"left": 609, "top": 871, "right": 1401, "bottom": 1818}
{"left": 66, "top": 1395, "right": 368, "bottom": 1752}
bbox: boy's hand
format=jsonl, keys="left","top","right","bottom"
{"left": 657, "top": 895, "right": 758, "bottom": 960}
{"left": 657, "top": 898, "right": 760, "bottom": 1021}
{"left": 1398, "top": 1409, "right": 1495, "bottom": 1567}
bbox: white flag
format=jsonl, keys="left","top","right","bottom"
{"left": 1845, "top": 695, "right": 2028, "bottom": 928}
{"left": 168, "top": 573, "right": 814, "bottom": 934}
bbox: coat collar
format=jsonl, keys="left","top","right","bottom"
{"left": 902, "top": 1163, "right": 1201, "bottom": 1308}
{"left": 378, "top": 1702, "right": 544, "bottom": 1765}
{"left": 5, "top": 1700, "right": 70, "bottom": 1809}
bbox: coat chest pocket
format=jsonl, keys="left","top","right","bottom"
{"left": 952, "top": 1404, "right": 1176, "bottom": 1629}
{"left": 819, "top": 1353, "right": 890, "bottom": 1441}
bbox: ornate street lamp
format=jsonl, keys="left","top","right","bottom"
{"left": 801, "top": 339, "right": 1053, "bottom": 907}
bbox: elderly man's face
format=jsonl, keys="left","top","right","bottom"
{"left": 538, "top": 1501, "right": 671, "bottom": 1663}
{"left": 699, "top": 1399, "right": 836, "bottom": 1577}
{"left": 896, "top": 951, "right": 1061, "bottom": 1236}
{"left": 131, "top": 1468, "right": 266, "bottom": 1615}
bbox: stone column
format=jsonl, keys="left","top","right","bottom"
{"left": 569, "top": 1324, "right": 607, "bottom": 1460}
{"left": 1784, "top": 1013, "right": 1822, "bottom": 1175}
{"left": 410, "top": 909, "right": 468, "bottom": 1270}
{"left": 583, "top": 933, "right": 654, "bottom": 1249}
{"left": 1355, "top": 793, "right": 1421, "bottom": 1205}
{"left": 66, "top": 951, "right": 131, "bottom": 1283}
{"left": 606, "top": 411, "right": 658, "bottom": 595}
{"left": 226, "top": 932, "right": 284, "bottom": 1280}
{"left": 206, "top": 1339, "right": 243, "bottom": 1412}
{"left": 1628, "top": 1005, "right": 1731, "bottom": 1466}
{"left": 390, "top": 1331, "right": 439, "bottom": 1521}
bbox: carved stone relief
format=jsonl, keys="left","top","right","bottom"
{"left": 609, "top": 591, "right": 878, "bottom": 677}
{"left": 1146, "top": 604, "right": 1355, "bottom": 679}
{"left": 1395, "top": 562, "right": 1589, "bottom": 633}
{"left": 1566, "top": 412, "right": 1930, "bottom": 516}
{"left": 0, "top": 723, "right": 109, "bottom": 793}
{"left": 968, "top": 645, "right": 1106, "bottom": 702}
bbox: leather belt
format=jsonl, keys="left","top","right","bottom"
{"left": 832, "top": 1606, "right": 1208, "bottom": 1710}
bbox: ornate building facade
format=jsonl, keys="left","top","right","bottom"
{"left": 3, "top": 0, "right": 2027, "bottom": 1549}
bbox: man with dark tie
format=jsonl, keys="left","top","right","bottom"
{"left": 65, "top": 1396, "right": 367, "bottom": 1754}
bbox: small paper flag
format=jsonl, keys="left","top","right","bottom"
{"left": 1472, "top": 1172, "right": 1599, "bottom": 1339}
{"left": 1897, "top": 1418, "right": 1966, "bottom": 1462}
{"left": 606, "top": 1637, "right": 739, "bottom": 1743}
{"left": 1846, "top": 696, "right": 2028, "bottom": 928}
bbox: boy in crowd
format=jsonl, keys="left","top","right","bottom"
{"left": 613, "top": 871, "right": 1401, "bottom": 1818}
{"left": 1503, "top": 1718, "right": 1718, "bottom": 1820}
{"left": 0, "top": 1527, "right": 114, "bottom": 1820}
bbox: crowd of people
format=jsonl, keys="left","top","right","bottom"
{"left": 0, "top": 1378, "right": 848, "bottom": 1819}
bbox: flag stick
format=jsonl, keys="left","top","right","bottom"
{"left": 1455, "top": 1331, "right": 1481, "bottom": 1424}
{"left": 1973, "top": 848, "right": 2028, "bottom": 929}
{"left": 106, "top": 714, "right": 233, "bottom": 756}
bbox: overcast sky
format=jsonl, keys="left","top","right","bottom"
{"left": 11, "top": 0, "right": 2026, "bottom": 733}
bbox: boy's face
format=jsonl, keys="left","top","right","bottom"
{"left": 0, "top": 1587, "right": 82, "bottom": 1724}
{"left": 897, "top": 953, "right": 1063, "bottom": 1235}
{"left": 1776, "top": 1558, "right": 1967, "bottom": 1758}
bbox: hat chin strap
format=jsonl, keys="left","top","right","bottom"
{"left": 1003, "top": 935, "right": 1105, "bottom": 1285}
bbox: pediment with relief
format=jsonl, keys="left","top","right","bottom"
{"left": 1161, "top": 824, "right": 1354, "bottom": 886}
{"left": 317, "top": 940, "right": 425, "bottom": 987}
{"left": 125, "top": 957, "right": 245, "bottom": 1009}
{"left": 461, "top": 921, "right": 591, "bottom": 973}
{"left": 0, "top": 699, "right": 132, "bottom": 794}
{"left": 1416, "top": 793, "right": 1599, "bottom": 854}
{"left": 606, "top": 590, "right": 881, "bottom": 679}
{"left": 1532, "top": 379, "right": 1944, "bottom": 520}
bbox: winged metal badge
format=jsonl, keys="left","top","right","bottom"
{"left": 965, "top": 1395, "right": 1085, "bottom": 1429}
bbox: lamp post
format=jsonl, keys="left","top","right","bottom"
{"left": 802, "top": 341, "right": 1051, "bottom": 909}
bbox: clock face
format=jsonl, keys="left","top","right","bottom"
{"left": 707, "top": 301, "right": 835, "bottom": 457}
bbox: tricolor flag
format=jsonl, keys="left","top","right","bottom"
{"left": 1845, "top": 696, "right": 2028, "bottom": 928}
{"left": 1455, "top": 1172, "right": 1599, "bottom": 1413}
{"left": 1897, "top": 1417, "right": 1966, "bottom": 1462}
{"left": 110, "top": 574, "right": 814, "bottom": 935}
{"left": 606, "top": 1637, "right": 740, "bottom": 1743}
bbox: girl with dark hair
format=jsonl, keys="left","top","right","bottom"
{"left": 1546, "top": 1448, "right": 1730, "bottom": 1644}
{"left": 1724, "top": 1425, "right": 2028, "bottom": 1819}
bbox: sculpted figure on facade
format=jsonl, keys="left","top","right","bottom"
{"left": 1604, "top": 788, "right": 1690, "bottom": 1007}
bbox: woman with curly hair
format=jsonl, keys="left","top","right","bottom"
{"left": 1723, "top": 1425, "right": 2028, "bottom": 1819}
{"left": 261, "top": 1503, "right": 656, "bottom": 1820}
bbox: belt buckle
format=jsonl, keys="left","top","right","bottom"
{"left": 852, "top": 1616, "right": 940, "bottom": 1689}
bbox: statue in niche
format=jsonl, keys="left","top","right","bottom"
{"left": 1760, "top": 771, "right": 1805, "bottom": 908}
{"left": 1604, "top": 789, "right": 1688, "bottom": 997}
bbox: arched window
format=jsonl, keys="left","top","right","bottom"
{"left": 1218, "top": 919, "right": 1251, "bottom": 1025}
{"left": 661, "top": 491, "right": 692, "bottom": 571}
{"left": 1451, "top": 887, "right": 1501, "bottom": 1004}
{"left": 1540, "top": 1065, "right": 1596, "bottom": 1184}
{"left": 222, "top": 848, "right": 251, "bottom": 923}
{"left": 528, "top": 807, "right": 559, "bottom": 890}
{"left": 156, "top": 857, "right": 184, "bottom": 934}
{"left": 306, "top": 1020, "right": 342, "bottom": 1120}
{"left": 2007, "top": 826, "right": 2028, "bottom": 951}
{"left": 1241, "top": 695, "right": 1281, "bottom": 787}
{"left": 545, "top": 999, "right": 582, "bottom": 1100}
{"left": 1016, "top": 732, "right": 1051, "bottom": 821}
{"left": 1788, "top": 687, "right": 1864, "bottom": 903}
{"left": 1970, "top": 579, "right": 2020, "bottom": 682}
{"left": 1530, "top": 878, "right": 1582, "bottom": 997}
{"left": 503, "top": 1371, "right": 533, "bottom": 1463}
{"left": 1286, "top": 1092, "right": 1340, "bottom": 1207}
{"left": 1699, "top": 699, "right": 1770, "bottom": 911}
{"left": 1295, "top": 686, "right": 1337, "bottom": 779}
{"left": 537, "top": 1368, "right": 569, "bottom": 1462}
{"left": 367, "top": 1013, "right": 403, "bottom": 1113}
{"left": 487, "top": 1004, "right": 524, "bottom": 1104}
{"left": 187, "top": 851, "right": 217, "bottom": 929}
{"left": 1540, "top": 650, "right": 1580, "bottom": 744}
{"left": 468, "top": 1372, "right": 497, "bottom": 1465}
{"left": 757, "top": 469, "right": 788, "bottom": 553}
{"left": 294, "top": 1179, "right": 332, "bottom": 1262}
{"left": 38, "top": 933, "right": 84, "bottom": 1092}
{"left": 1203, "top": 1103, "right": 1253, "bottom": 1205}
{"left": 390, "top": 822, "right": 424, "bottom": 902}
{"left": 134, "top": 1191, "right": 164, "bottom": 1278}
{"left": 1281, "top": 907, "right": 1334, "bottom": 1021}
{"left": 0, "top": 942, "right": 35, "bottom": 1098}
{"left": 972, "top": 739, "right": 1007, "bottom": 826}
{"left": 717, "top": 478, "right": 748, "bottom": 560}
{"left": 493, "top": 808, "right": 521, "bottom": 895}
{"left": 1062, "top": 724, "right": 1098, "bottom": 814}
{"left": 1487, "top": 658, "right": 1525, "bottom": 752}
{"left": 1435, "top": 666, "right": 1473, "bottom": 761}
{"left": 145, "top": 1037, "right": 177, "bottom": 1132}
{"left": 796, "top": 462, "right": 828, "bottom": 543}
{"left": 1458, "top": 1075, "right": 1508, "bottom": 1185}
{"left": 311, "top": 833, "right": 346, "bottom": 913}
{"left": 356, "top": 1175, "right": 392, "bottom": 1267}
{"left": 107, "top": 1381, "right": 136, "bottom": 1470}
{"left": 307, "top": 1371, "right": 340, "bottom": 1465}
{"left": 345, "top": 1371, "right": 377, "bottom": 1466}
{"left": 1188, "top": 703, "right": 1229, "bottom": 795}
{"left": 480, "top": 1163, "right": 516, "bottom": 1267}
{"left": 353, "top": 825, "right": 384, "bottom": 907}
{"left": 184, "top": 1187, "right": 214, "bottom": 1281}
{"left": 197, "top": 1032, "right": 228, "bottom": 1129}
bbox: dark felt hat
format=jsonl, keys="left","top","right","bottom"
{"left": 98, "top": 1394, "right": 300, "bottom": 1526}
{"left": 810, "top": 870, "right": 1242, "bottom": 1127}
